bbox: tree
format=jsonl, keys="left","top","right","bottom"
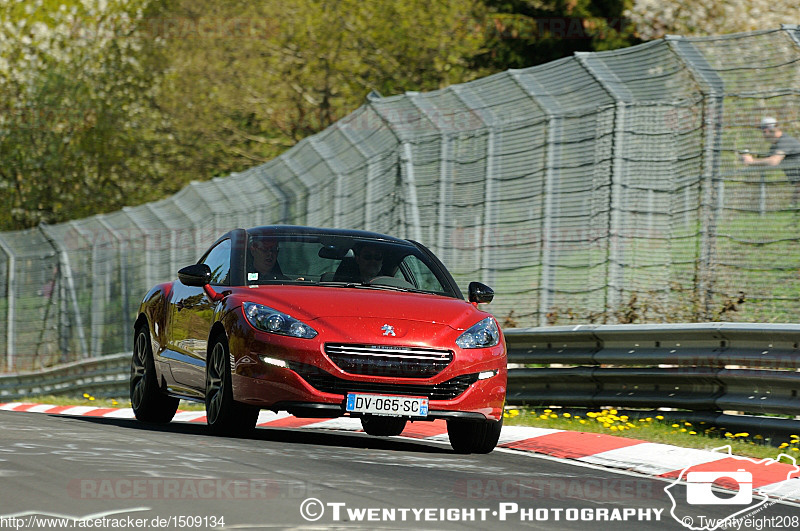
{"left": 472, "top": 0, "right": 640, "bottom": 71}
{"left": 626, "top": 0, "right": 800, "bottom": 41}
{"left": 0, "top": 0, "right": 173, "bottom": 230}
{"left": 153, "top": 0, "right": 488, "bottom": 182}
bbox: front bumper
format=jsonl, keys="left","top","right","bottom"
{"left": 231, "top": 353, "right": 505, "bottom": 422}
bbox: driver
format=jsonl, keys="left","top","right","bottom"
{"left": 250, "top": 238, "right": 288, "bottom": 280}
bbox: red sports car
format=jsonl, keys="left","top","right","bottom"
{"left": 131, "top": 225, "right": 507, "bottom": 453}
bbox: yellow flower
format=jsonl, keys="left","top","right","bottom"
{"left": 780, "top": 443, "right": 789, "bottom": 448}
{"left": 689, "top": 431, "right": 697, "bottom": 435}
{"left": 544, "top": 409, "right": 552, "bottom": 414}
{"left": 725, "top": 432, "right": 734, "bottom": 438}
{"left": 609, "top": 409, "right": 618, "bottom": 415}
{"left": 89, "top": 397, "right": 95, "bottom": 401}
{"left": 680, "top": 428, "right": 687, "bottom": 433}
{"left": 111, "top": 400, "right": 118, "bottom": 406}
{"left": 793, "top": 448, "right": 799, "bottom": 452}
{"left": 655, "top": 415, "right": 664, "bottom": 420}
{"left": 684, "top": 422, "right": 692, "bottom": 426}
{"left": 83, "top": 393, "right": 90, "bottom": 398}
{"left": 563, "top": 413, "right": 571, "bottom": 418}
{"left": 579, "top": 419, "right": 587, "bottom": 424}
{"left": 735, "top": 432, "right": 749, "bottom": 438}
{"left": 672, "top": 424, "right": 680, "bottom": 428}
{"left": 550, "top": 414, "right": 557, "bottom": 419}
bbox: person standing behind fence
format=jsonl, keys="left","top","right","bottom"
{"left": 740, "top": 117, "right": 800, "bottom": 202}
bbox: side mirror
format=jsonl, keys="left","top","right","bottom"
{"left": 178, "top": 264, "right": 212, "bottom": 287}
{"left": 468, "top": 282, "right": 494, "bottom": 304}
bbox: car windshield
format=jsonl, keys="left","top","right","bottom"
{"left": 245, "top": 233, "right": 456, "bottom": 297}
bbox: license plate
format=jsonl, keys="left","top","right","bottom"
{"left": 346, "top": 393, "right": 428, "bottom": 417}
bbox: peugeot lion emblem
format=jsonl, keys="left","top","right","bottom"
{"left": 381, "top": 324, "right": 396, "bottom": 337}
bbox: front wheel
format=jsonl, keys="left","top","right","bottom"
{"left": 447, "top": 416, "right": 503, "bottom": 454}
{"left": 360, "top": 416, "right": 407, "bottom": 436}
{"left": 130, "top": 325, "right": 179, "bottom": 423}
{"left": 205, "top": 335, "right": 259, "bottom": 436}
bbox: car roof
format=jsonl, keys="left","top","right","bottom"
{"left": 244, "top": 225, "right": 412, "bottom": 244}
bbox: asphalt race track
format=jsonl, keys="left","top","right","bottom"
{"left": 0, "top": 410, "right": 798, "bottom": 530}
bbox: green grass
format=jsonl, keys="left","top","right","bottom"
{"left": 504, "top": 407, "right": 800, "bottom": 461}
{"left": 8, "top": 394, "right": 205, "bottom": 411}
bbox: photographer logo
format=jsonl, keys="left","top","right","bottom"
{"left": 664, "top": 447, "right": 799, "bottom": 530}
{"left": 685, "top": 469, "right": 752, "bottom": 505}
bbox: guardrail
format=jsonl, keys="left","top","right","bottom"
{"left": 1, "top": 324, "right": 799, "bottom": 433}
{"left": 0, "top": 353, "right": 129, "bottom": 400}
{"left": 504, "top": 323, "right": 800, "bottom": 418}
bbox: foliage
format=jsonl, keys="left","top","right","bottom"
{"left": 472, "top": 0, "right": 640, "bottom": 70}
{"left": 545, "top": 285, "right": 748, "bottom": 325}
{"left": 154, "top": 0, "right": 488, "bottom": 184}
{"left": 626, "top": 0, "right": 800, "bottom": 41}
{"left": 0, "top": 0, "right": 490, "bottom": 230}
{"left": 505, "top": 407, "right": 800, "bottom": 459}
{"left": 0, "top": 0, "right": 174, "bottom": 230}
{"left": 2, "top": 0, "right": 796, "bottom": 233}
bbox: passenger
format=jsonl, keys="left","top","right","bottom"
{"left": 353, "top": 244, "right": 384, "bottom": 282}
{"left": 334, "top": 244, "right": 384, "bottom": 283}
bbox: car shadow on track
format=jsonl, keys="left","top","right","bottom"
{"left": 51, "top": 414, "right": 453, "bottom": 454}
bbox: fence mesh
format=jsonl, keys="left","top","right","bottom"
{"left": 2, "top": 27, "right": 800, "bottom": 372}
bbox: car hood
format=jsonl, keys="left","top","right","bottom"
{"left": 236, "top": 285, "right": 486, "bottom": 331}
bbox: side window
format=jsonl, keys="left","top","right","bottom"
{"left": 398, "top": 254, "right": 446, "bottom": 293}
{"left": 201, "top": 239, "right": 232, "bottom": 286}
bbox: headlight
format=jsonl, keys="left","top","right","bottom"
{"left": 243, "top": 302, "right": 317, "bottom": 339}
{"left": 456, "top": 317, "right": 500, "bottom": 349}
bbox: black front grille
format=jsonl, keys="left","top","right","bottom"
{"left": 292, "top": 363, "right": 478, "bottom": 401}
{"left": 324, "top": 344, "right": 453, "bottom": 378}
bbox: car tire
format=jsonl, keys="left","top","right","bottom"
{"left": 205, "top": 334, "right": 259, "bottom": 436}
{"left": 446, "top": 416, "right": 503, "bottom": 454}
{"left": 360, "top": 416, "right": 407, "bottom": 436}
{"left": 130, "top": 325, "right": 179, "bottom": 423}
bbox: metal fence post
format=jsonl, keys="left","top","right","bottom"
{"left": 575, "top": 53, "right": 634, "bottom": 317}
{"left": 607, "top": 102, "right": 627, "bottom": 311}
{"left": 337, "top": 123, "right": 376, "bottom": 231}
{"left": 0, "top": 237, "right": 15, "bottom": 371}
{"left": 400, "top": 142, "right": 423, "bottom": 243}
{"left": 539, "top": 117, "right": 559, "bottom": 325}
{"left": 38, "top": 224, "right": 89, "bottom": 360}
{"left": 68, "top": 222, "right": 100, "bottom": 357}
{"left": 97, "top": 216, "right": 131, "bottom": 354}
{"left": 668, "top": 37, "right": 725, "bottom": 319}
